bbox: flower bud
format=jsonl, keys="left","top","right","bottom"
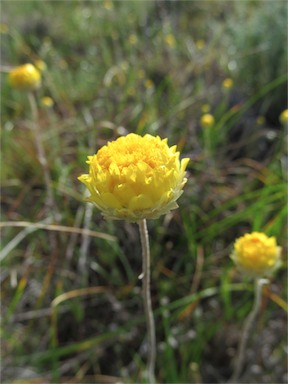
{"left": 9, "top": 63, "right": 41, "bottom": 91}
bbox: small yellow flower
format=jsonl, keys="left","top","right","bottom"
{"left": 164, "top": 34, "right": 176, "bottom": 48}
{"left": 231, "top": 232, "right": 281, "bottom": 277}
{"left": 103, "top": 0, "right": 113, "bottom": 10}
{"left": 222, "top": 78, "right": 234, "bottom": 90}
{"left": 127, "top": 86, "right": 136, "bottom": 96}
{"left": 78, "top": 133, "right": 189, "bottom": 221}
{"left": 128, "top": 34, "right": 138, "bottom": 45}
{"left": 144, "top": 79, "right": 154, "bottom": 90}
{"left": 8, "top": 63, "right": 41, "bottom": 91}
{"left": 200, "top": 113, "right": 215, "bottom": 128}
{"left": 196, "top": 39, "right": 205, "bottom": 50}
{"left": 256, "top": 116, "right": 266, "bottom": 126}
{"left": 34, "top": 59, "right": 47, "bottom": 72}
{"left": 138, "top": 69, "right": 145, "bottom": 79}
{"left": 279, "top": 109, "right": 288, "bottom": 125}
{"left": 0, "top": 23, "right": 8, "bottom": 34}
{"left": 201, "top": 104, "right": 211, "bottom": 113}
{"left": 41, "top": 96, "right": 54, "bottom": 108}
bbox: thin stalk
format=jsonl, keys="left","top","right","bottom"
{"left": 28, "top": 91, "right": 58, "bottom": 220}
{"left": 230, "top": 278, "right": 269, "bottom": 383}
{"left": 138, "top": 219, "right": 156, "bottom": 384}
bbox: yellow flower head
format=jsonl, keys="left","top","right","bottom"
{"left": 164, "top": 34, "right": 176, "bottom": 48}
{"left": 0, "top": 23, "right": 8, "bottom": 34}
{"left": 144, "top": 79, "right": 154, "bottom": 90}
{"left": 8, "top": 63, "right": 41, "bottom": 91}
{"left": 103, "top": 0, "right": 113, "bottom": 10}
{"left": 200, "top": 113, "right": 215, "bottom": 128}
{"left": 41, "top": 96, "right": 54, "bottom": 108}
{"left": 34, "top": 59, "right": 47, "bottom": 72}
{"left": 138, "top": 69, "right": 145, "bottom": 79}
{"left": 128, "top": 34, "right": 138, "bottom": 45}
{"left": 256, "top": 116, "right": 266, "bottom": 126}
{"left": 201, "top": 104, "right": 211, "bottom": 114}
{"left": 231, "top": 232, "right": 281, "bottom": 277}
{"left": 222, "top": 78, "right": 234, "bottom": 90}
{"left": 279, "top": 109, "right": 288, "bottom": 125}
{"left": 78, "top": 133, "right": 189, "bottom": 221}
{"left": 196, "top": 39, "right": 205, "bottom": 50}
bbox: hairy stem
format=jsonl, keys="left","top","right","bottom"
{"left": 138, "top": 219, "right": 156, "bottom": 383}
{"left": 230, "top": 278, "right": 269, "bottom": 382}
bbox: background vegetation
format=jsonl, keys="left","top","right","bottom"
{"left": 1, "top": 1, "right": 287, "bottom": 383}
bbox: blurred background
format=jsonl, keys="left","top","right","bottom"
{"left": 1, "top": 1, "right": 287, "bottom": 383}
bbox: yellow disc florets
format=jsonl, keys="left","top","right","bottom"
{"left": 200, "top": 113, "right": 215, "bottom": 128}
{"left": 8, "top": 63, "right": 41, "bottom": 91}
{"left": 279, "top": 109, "right": 288, "bottom": 125}
{"left": 78, "top": 133, "right": 189, "bottom": 221}
{"left": 231, "top": 232, "right": 281, "bottom": 277}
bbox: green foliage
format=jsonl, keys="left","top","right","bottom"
{"left": 1, "top": 1, "right": 287, "bottom": 383}
{"left": 225, "top": 0, "right": 287, "bottom": 118}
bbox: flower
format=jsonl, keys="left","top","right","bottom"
{"left": 164, "top": 34, "right": 176, "bottom": 48}
{"left": 144, "top": 79, "right": 154, "bottom": 90}
{"left": 78, "top": 133, "right": 189, "bottom": 221}
{"left": 41, "top": 96, "right": 54, "bottom": 108}
{"left": 201, "top": 104, "right": 211, "bottom": 114}
{"left": 279, "top": 109, "right": 288, "bottom": 125}
{"left": 231, "top": 232, "right": 281, "bottom": 277}
{"left": 8, "top": 63, "right": 41, "bottom": 91}
{"left": 128, "top": 34, "right": 138, "bottom": 45}
{"left": 196, "top": 39, "right": 205, "bottom": 50}
{"left": 138, "top": 69, "right": 145, "bottom": 79}
{"left": 34, "top": 59, "right": 47, "bottom": 72}
{"left": 256, "top": 116, "right": 266, "bottom": 126}
{"left": 0, "top": 23, "right": 8, "bottom": 34}
{"left": 200, "top": 113, "right": 215, "bottom": 128}
{"left": 103, "top": 0, "right": 113, "bottom": 10}
{"left": 222, "top": 78, "right": 234, "bottom": 90}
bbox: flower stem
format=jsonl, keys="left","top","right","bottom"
{"left": 230, "top": 278, "right": 269, "bottom": 382}
{"left": 138, "top": 219, "right": 156, "bottom": 384}
{"left": 28, "top": 91, "right": 58, "bottom": 220}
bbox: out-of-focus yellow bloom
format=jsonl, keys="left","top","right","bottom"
{"left": 144, "top": 79, "right": 154, "bottom": 90}
{"left": 78, "top": 133, "right": 189, "bottom": 221}
{"left": 256, "top": 116, "right": 266, "bottom": 126}
{"left": 0, "top": 23, "right": 8, "bottom": 34}
{"left": 231, "top": 232, "right": 281, "bottom": 277}
{"left": 222, "top": 78, "right": 234, "bottom": 90}
{"left": 196, "top": 39, "right": 205, "bottom": 50}
{"left": 127, "top": 87, "right": 136, "bottom": 96}
{"left": 103, "top": 0, "right": 113, "bottom": 10}
{"left": 128, "top": 34, "right": 138, "bottom": 45}
{"left": 8, "top": 63, "right": 41, "bottom": 91}
{"left": 279, "top": 109, "right": 288, "bottom": 125}
{"left": 201, "top": 104, "right": 211, "bottom": 113}
{"left": 34, "top": 59, "right": 47, "bottom": 72}
{"left": 41, "top": 96, "right": 54, "bottom": 108}
{"left": 164, "top": 34, "right": 176, "bottom": 48}
{"left": 138, "top": 69, "right": 145, "bottom": 79}
{"left": 200, "top": 113, "right": 215, "bottom": 128}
